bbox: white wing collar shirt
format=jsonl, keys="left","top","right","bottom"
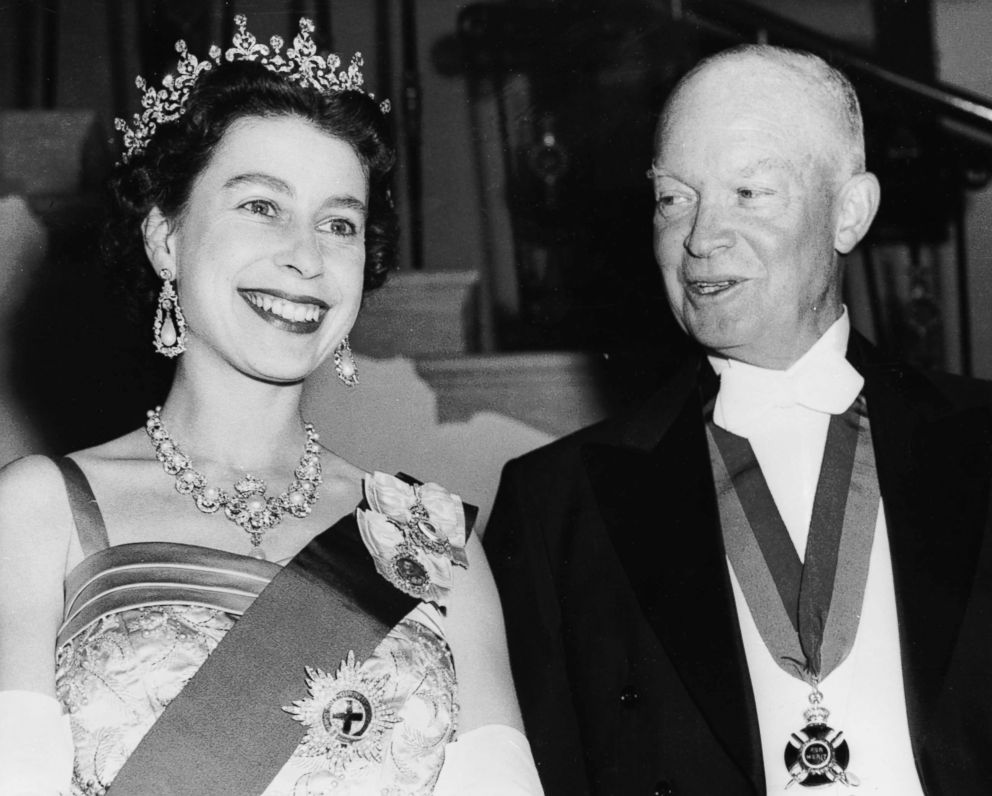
{"left": 708, "top": 308, "right": 925, "bottom": 795}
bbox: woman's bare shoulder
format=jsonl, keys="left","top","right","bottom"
{"left": 317, "top": 443, "right": 366, "bottom": 479}
{"left": 68, "top": 427, "right": 150, "bottom": 468}
{"left": 0, "top": 456, "right": 77, "bottom": 691}
{"left": 0, "top": 455, "right": 74, "bottom": 602}
{"left": 0, "top": 453, "right": 68, "bottom": 506}
{"left": 0, "top": 426, "right": 146, "bottom": 550}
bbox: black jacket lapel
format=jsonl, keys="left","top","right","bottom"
{"left": 582, "top": 355, "right": 765, "bottom": 793}
{"left": 849, "top": 334, "right": 992, "bottom": 751}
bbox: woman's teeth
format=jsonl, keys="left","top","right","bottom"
{"left": 245, "top": 292, "right": 322, "bottom": 322}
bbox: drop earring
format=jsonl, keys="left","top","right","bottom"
{"left": 334, "top": 336, "right": 359, "bottom": 387}
{"left": 153, "top": 269, "right": 187, "bottom": 357}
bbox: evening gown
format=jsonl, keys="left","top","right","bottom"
{"left": 53, "top": 460, "right": 464, "bottom": 796}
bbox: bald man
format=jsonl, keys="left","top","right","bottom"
{"left": 485, "top": 45, "right": 992, "bottom": 795}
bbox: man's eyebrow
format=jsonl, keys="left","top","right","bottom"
{"left": 739, "top": 157, "right": 794, "bottom": 177}
{"left": 647, "top": 164, "right": 678, "bottom": 180}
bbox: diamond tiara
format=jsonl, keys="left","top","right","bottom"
{"left": 114, "top": 14, "right": 390, "bottom": 163}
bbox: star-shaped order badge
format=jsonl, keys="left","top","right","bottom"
{"left": 283, "top": 652, "right": 399, "bottom": 774}
{"left": 356, "top": 472, "right": 469, "bottom": 604}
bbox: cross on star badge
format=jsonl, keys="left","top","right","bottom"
{"left": 284, "top": 651, "right": 399, "bottom": 774}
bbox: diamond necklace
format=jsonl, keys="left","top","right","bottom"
{"left": 145, "top": 407, "right": 323, "bottom": 559}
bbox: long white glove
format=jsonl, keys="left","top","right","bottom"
{"left": 434, "top": 724, "right": 544, "bottom": 795}
{"left": 0, "top": 690, "right": 74, "bottom": 796}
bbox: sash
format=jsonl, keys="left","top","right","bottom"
{"left": 706, "top": 399, "right": 880, "bottom": 683}
{"left": 105, "top": 511, "right": 417, "bottom": 796}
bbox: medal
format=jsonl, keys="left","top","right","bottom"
{"left": 284, "top": 652, "right": 399, "bottom": 775}
{"left": 709, "top": 403, "right": 880, "bottom": 792}
{"left": 784, "top": 684, "right": 859, "bottom": 789}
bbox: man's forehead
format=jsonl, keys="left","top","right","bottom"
{"left": 655, "top": 111, "right": 817, "bottom": 169}
{"left": 656, "top": 67, "right": 837, "bottom": 174}
{"left": 666, "top": 55, "right": 837, "bottom": 135}
{"left": 650, "top": 151, "right": 806, "bottom": 186}
{"left": 668, "top": 67, "right": 815, "bottom": 128}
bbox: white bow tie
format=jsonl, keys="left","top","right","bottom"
{"left": 713, "top": 348, "right": 864, "bottom": 438}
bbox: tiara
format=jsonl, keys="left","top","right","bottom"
{"left": 114, "top": 14, "right": 390, "bottom": 162}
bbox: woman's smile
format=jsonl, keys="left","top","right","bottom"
{"left": 239, "top": 288, "right": 329, "bottom": 334}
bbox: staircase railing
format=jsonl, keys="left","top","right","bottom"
{"left": 675, "top": 0, "right": 992, "bottom": 138}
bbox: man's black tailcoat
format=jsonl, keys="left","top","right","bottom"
{"left": 484, "top": 334, "right": 992, "bottom": 795}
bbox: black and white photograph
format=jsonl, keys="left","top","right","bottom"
{"left": 0, "top": 1, "right": 990, "bottom": 794}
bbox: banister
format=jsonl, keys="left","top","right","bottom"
{"left": 675, "top": 0, "right": 992, "bottom": 134}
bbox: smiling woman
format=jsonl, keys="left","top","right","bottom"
{"left": 141, "top": 117, "right": 369, "bottom": 383}
{"left": 0, "top": 15, "right": 541, "bottom": 796}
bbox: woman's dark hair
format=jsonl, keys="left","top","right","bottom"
{"left": 104, "top": 59, "right": 398, "bottom": 323}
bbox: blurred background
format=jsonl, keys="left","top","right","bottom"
{"left": 2, "top": 0, "right": 992, "bottom": 523}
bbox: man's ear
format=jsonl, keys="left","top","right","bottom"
{"left": 142, "top": 207, "right": 178, "bottom": 277}
{"left": 834, "top": 172, "right": 881, "bottom": 255}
